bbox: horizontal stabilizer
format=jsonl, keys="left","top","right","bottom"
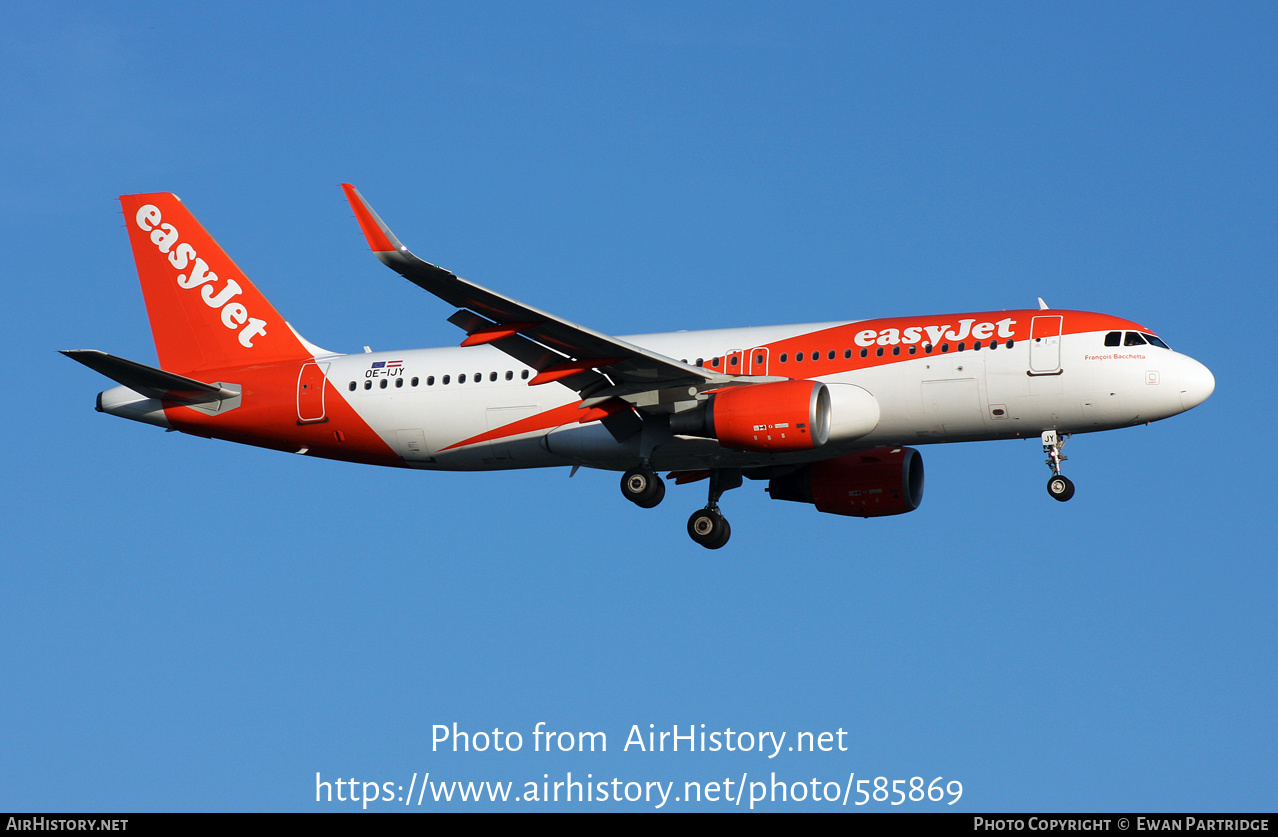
{"left": 61, "top": 350, "right": 236, "bottom": 405}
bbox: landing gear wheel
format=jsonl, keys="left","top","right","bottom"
{"left": 621, "top": 467, "right": 665, "bottom": 508}
{"left": 1047, "top": 474, "right": 1075, "bottom": 502}
{"left": 687, "top": 508, "right": 731, "bottom": 549}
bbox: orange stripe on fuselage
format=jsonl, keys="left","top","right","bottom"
{"left": 708, "top": 310, "right": 1147, "bottom": 378}
{"left": 440, "top": 401, "right": 611, "bottom": 452}
{"left": 162, "top": 360, "right": 403, "bottom": 467}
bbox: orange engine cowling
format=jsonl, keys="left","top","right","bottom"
{"left": 766, "top": 446, "right": 924, "bottom": 517}
{"left": 702, "top": 380, "right": 831, "bottom": 452}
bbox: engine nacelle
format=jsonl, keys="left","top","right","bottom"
{"left": 766, "top": 446, "right": 924, "bottom": 517}
{"left": 671, "top": 380, "right": 831, "bottom": 452}
{"left": 824, "top": 383, "right": 881, "bottom": 443}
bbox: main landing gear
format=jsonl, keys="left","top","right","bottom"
{"left": 620, "top": 466, "right": 665, "bottom": 508}
{"left": 687, "top": 508, "right": 730, "bottom": 550}
{"left": 1042, "top": 430, "right": 1075, "bottom": 502}
{"left": 618, "top": 465, "right": 740, "bottom": 548}
{"left": 686, "top": 470, "right": 741, "bottom": 550}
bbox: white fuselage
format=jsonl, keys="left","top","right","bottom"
{"left": 315, "top": 315, "right": 1212, "bottom": 473}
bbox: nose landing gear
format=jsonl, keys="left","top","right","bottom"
{"left": 1042, "top": 431, "right": 1075, "bottom": 502}
{"left": 1047, "top": 473, "right": 1075, "bottom": 501}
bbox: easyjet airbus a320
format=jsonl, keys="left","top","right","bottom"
{"left": 65, "top": 186, "right": 1215, "bottom": 548}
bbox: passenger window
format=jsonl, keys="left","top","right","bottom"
{"left": 490, "top": 372, "right": 497, "bottom": 382}
{"left": 396, "top": 378, "right": 404, "bottom": 388}
{"left": 892, "top": 346, "right": 900, "bottom": 356}
{"left": 973, "top": 341, "right": 982, "bottom": 350}
{"left": 348, "top": 381, "right": 356, "bottom": 392}
{"left": 459, "top": 374, "right": 467, "bottom": 383}
{"left": 957, "top": 342, "right": 965, "bottom": 352}
{"left": 505, "top": 371, "right": 513, "bottom": 380}
{"left": 941, "top": 343, "right": 950, "bottom": 353}
{"left": 828, "top": 350, "right": 835, "bottom": 360}
{"left": 796, "top": 353, "right": 804, "bottom": 362}
{"left": 755, "top": 354, "right": 764, "bottom": 365}
{"left": 876, "top": 347, "right": 884, "bottom": 357}
{"left": 364, "top": 380, "right": 372, "bottom": 390}
{"left": 908, "top": 345, "right": 917, "bottom": 355}
{"left": 1105, "top": 331, "right": 1122, "bottom": 347}
{"left": 844, "top": 349, "right": 852, "bottom": 359}
{"left": 427, "top": 376, "right": 435, "bottom": 386}
{"left": 1005, "top": 340, "right": 1014, "bottom": 348}
{"left": 520, "top": 370, "right": 529, "bottom": 380}
{"left": 730, "top": 356, "right": 738, "bottom": 367}
{"left": 925, "top": 344, "right": 933, "bottom": 354}
{"left": 860, "top": 348, "right": 868, "bottom": 358}
{"left": 779, "top": 353, "right": 787, "bottom": 363}
{"left": 380, "top": 379, "right": 387, "bottom": 389}
{"left": 443, "top": 375, "right": 451, "bottom": 385}
{"left": 412, "top": 377, "right": 420, "bottom": 387}
{"left": 712, "top": 357, "right": 721, "bottom": 368}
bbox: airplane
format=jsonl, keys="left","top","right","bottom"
{"left": 64, "top": 186, "right": 1215, "bottom": 548}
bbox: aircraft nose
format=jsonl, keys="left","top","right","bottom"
{"left": 1179, "top": 356, "right": 1215, "bottom": 411}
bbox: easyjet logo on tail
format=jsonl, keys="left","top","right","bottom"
{"left": 134, "top": 205, "right": 268, "bottom": 348}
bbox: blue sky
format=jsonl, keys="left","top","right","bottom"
{"left": 3, "top": 2, "right": 1274, "bottom": 811}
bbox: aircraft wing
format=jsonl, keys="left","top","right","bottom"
{"left": 341, "top": 184, "right": 727, "bottom": 403}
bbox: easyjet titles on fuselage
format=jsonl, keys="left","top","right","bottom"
{"left": 852, "top": 317, "right": 1017, "bottom": 348}
{"left": 134, "top": 204, "right": 268, "bottom": 348}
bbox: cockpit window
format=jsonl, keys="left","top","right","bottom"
{"left": 1124, "top": 332, "right": 1148, "bottom": 346}
{"left": 1104, "top": 331, "right": 1121, "bottom": 347}
{"left": 1142, "top": 333, "right": 1170, "bottom": 349}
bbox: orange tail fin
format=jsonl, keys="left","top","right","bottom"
{"left": 120, "top": 193, "right": 311, "bottom": 375}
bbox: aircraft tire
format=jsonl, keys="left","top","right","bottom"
{"left": 1047, "top": 474, "right": 1075, "bottom": 502}
{"left": 621, "top": 467, "right": 665, "bottom": 508}
{"left": 688, "top": 508, "right": 731, "bottom": 549}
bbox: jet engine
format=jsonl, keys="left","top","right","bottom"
{"left": 670, "top": 380, "right": 880, "bottom": 453}
{"left": 766, "top": 446, "right": 924, "bottom": 517}
{"left": 671, "top": 379, "right": 829, "bottom": 452}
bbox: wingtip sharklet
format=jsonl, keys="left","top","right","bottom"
{"left": 341, "top": 183, "right": 405, "bottom": 254}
